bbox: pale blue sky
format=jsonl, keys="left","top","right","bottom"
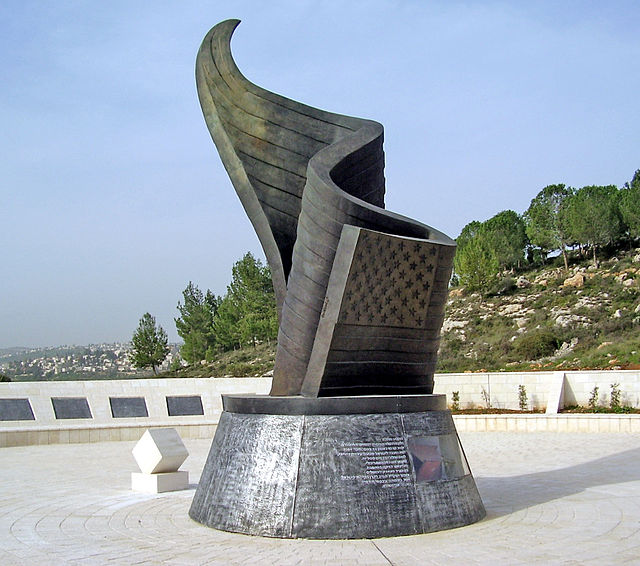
{"left": 2, "top": 1, "right": 639, "bottom": 347}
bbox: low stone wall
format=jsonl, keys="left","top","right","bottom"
{"left": 433, "top": 370, "right": 640, "bottom": 411}
{"left": 454, "top": 414, "right": 640, "bottom": 434}
{"left": 0, "top": 378, "right": 270, "bottom": 447}
{"left": 1, "top": 371, "right": 639, "bottom": 447}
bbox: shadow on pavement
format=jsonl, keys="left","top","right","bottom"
{"left": 476, "top": 446, "right": 640, "bottom": 516}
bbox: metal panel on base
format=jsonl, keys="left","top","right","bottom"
{"left": 189, "top": 394, "right": 485, "bottom": 539}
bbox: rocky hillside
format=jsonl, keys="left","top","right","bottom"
{"left": 437, "top": 247, "right": 640, "bottom": 372}
{"left": 162, "top": 247, "right": 640, "bottom": 378}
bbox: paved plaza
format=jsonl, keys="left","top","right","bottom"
{"left": 1, "top": 431, "right": 639, "bottom": 565}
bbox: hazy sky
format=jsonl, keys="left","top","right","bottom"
{"left": 2, "top": 1, "right": 639, "bottom": 348}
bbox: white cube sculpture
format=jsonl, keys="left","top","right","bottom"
{"left": 131, "top": 428, "right": 189, "bottom": 493}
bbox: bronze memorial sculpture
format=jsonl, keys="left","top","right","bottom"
{"left": 189, "top": 19, "right": 485, "bottom": 538}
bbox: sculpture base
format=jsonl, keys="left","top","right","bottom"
{"left": 189, "top": 395, "right": 485, "bottom": 539}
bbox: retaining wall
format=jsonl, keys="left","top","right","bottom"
{"left": 0, "top": 378, "right": 269, "bottom": 447}
{"left": 1, "top": 371, "right": 639, "bottom": 447}
{"left": 433, "top": 370, "right": 640, "bottom": 411}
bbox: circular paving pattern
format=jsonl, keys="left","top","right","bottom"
{"left": 1, "top": 432, "right": 639, "bottom": 565}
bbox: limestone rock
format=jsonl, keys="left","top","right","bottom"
{"left": 554, "top": 314, "right": 589, "bottom": 328}
{"left": 615, "top": 273, "right": 628, "bottom": 283}
{"left": 514, "top": 317, "right": 528, "bottom": 328}
{"left": 563, "top": 273, "right": 586, "bottom": 288}
{"left": 500, "top": 303, "right": 522, "bottom": 316}
{"left": 442, "top": 320, "right": 469, "bottom": 333}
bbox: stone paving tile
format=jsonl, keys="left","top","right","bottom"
{"left": 1, "top": 432, "right": 639, "bottom": 565}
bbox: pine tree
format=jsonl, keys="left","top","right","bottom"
{"left": 482, "top": 210, "right": 529, "bottom": 269}
{"left": 524, "top": 184, "right": 574, "bottom": 270}
{"left": 130, "top": 313, "right": 169, "bottom": 375}
{"left": 214, "top": 253, "right": 278, "bottom": 350}
{"left": 175, "top": 282, "right": 218, "bottom": 364}
{"left": 453, "top": 232, "right": 500, "bottom": 294}
{"left": 620, "top": 170, "right": 640, "bottom": 239}
{"left": 560, "top": 185, "right": 623, "bottom": 266}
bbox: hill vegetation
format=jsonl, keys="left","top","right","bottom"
{"left": 163, "top": 167, "right": 640, "bottom": 378}
{"left": 439, "top": 246, "right": 640, "bottom": 372}
{"left": 453, "top": 169, "right": 640, "bottom": 293}
{"left": 4, "top": 170, "right": 637, "bottom": 381}
{"left": 159, "top": 245, "right": 639, "bottom": 378}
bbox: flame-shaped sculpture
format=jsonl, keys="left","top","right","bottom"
{"left": 197, "top": 20, "right": 456, "bottom": 397}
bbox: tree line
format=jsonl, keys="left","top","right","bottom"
{"left": 454, "top": 168, "right": 640, "bottom": 293}
{"left": 129, "top": 252, "right": 278, "bottom": 373}
{"left": 129, "top": 168, "right": 639, "bottom": 370}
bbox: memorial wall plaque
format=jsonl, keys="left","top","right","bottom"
{"left": 0, "top": 398, "right": 35, "bottom": 421}
{"left": 109, "top": 396, "right": 148, "bottom": 418}
{"left": 51, "top": 397, "right": 92, "bottom": 419}
{"left": 166, "top": 395, "right": 204, "bottom": 416}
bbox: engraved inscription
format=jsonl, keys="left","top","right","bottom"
{"left": 338, "top": 437, "right": 411, "bottom": 488}
{"left": 0, "top": 398, "right": 35, "bottom": 421}
{"left": 51, "top": 397, "right": 92, "bottom": 419}
{"left": 109, "top": 396, "right": 148, "bottom": 418}
{"left": 167, "top": 395, "right": 204, "bottom": 416}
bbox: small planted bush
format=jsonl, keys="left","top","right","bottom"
{"left": 451, "top": 391, "right": 460, "bottom": 411}
{"left": 481, "top": 387, "right": 491, "bottom": 409}
{"left": 610, "top": 383, "right": 621, "bottom": 409}
{"left": 518, "top": 384, "right": 528, "bottom": 411}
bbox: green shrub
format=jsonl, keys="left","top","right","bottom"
{"left": 518, "top": 384, "right": 528, "bottom": 410}
{"left": 610, "top": 383, "right": 621, "bottom": 409}
{"left": 513, "top": 330, "right": 560, "bottom": 360}
{"left": 488, "top": 276, "right": 517, "bottom": 296}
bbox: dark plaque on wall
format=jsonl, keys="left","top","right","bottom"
{"left": 109, "top": 396, "right": 148, "bottom": 418}
{"left": 167, "top": 395, "right": 204, "bottom": 416}
{"left": 0, "top": 398, "right": 36, "bottom": 421}
{"left": 51, "top": 397, "right": 92, "bottom": 419}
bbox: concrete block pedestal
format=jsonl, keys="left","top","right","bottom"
{"left": 132, "top": 470, "right": 189, "bottom": 494}
{"left": 189, "top": 394, "right": 485, "bottom": 539}
{"left": 132, "top": 428, "right": 189, "bottom": 494}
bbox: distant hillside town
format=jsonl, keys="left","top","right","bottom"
{"left": 0, "top": 343, "right": 181, "bottom": 381}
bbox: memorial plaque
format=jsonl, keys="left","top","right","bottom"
{"left": 0, "top": 398, "right": 35, "bottom": 421}
{"left": 51, "top": 397, "right": 92, "bottom": 419}
{"left": 337, "top": 438, "right": 412, "bottom": 488}
{"left": 293, "top": 413, "right": 420, "bottom": 538}
{"left": 109, "top": 396, "right": 148, "bottom": 418}
{"left": 166, "top": 395, "right": 204, "bottom": 416}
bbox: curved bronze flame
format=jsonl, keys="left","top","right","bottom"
{"left": 197, "top": 20, "right": 455, "bottom": 396}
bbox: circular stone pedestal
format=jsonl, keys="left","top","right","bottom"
{"left": 189, "top": 395, "right": 485, "bottom": 539}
